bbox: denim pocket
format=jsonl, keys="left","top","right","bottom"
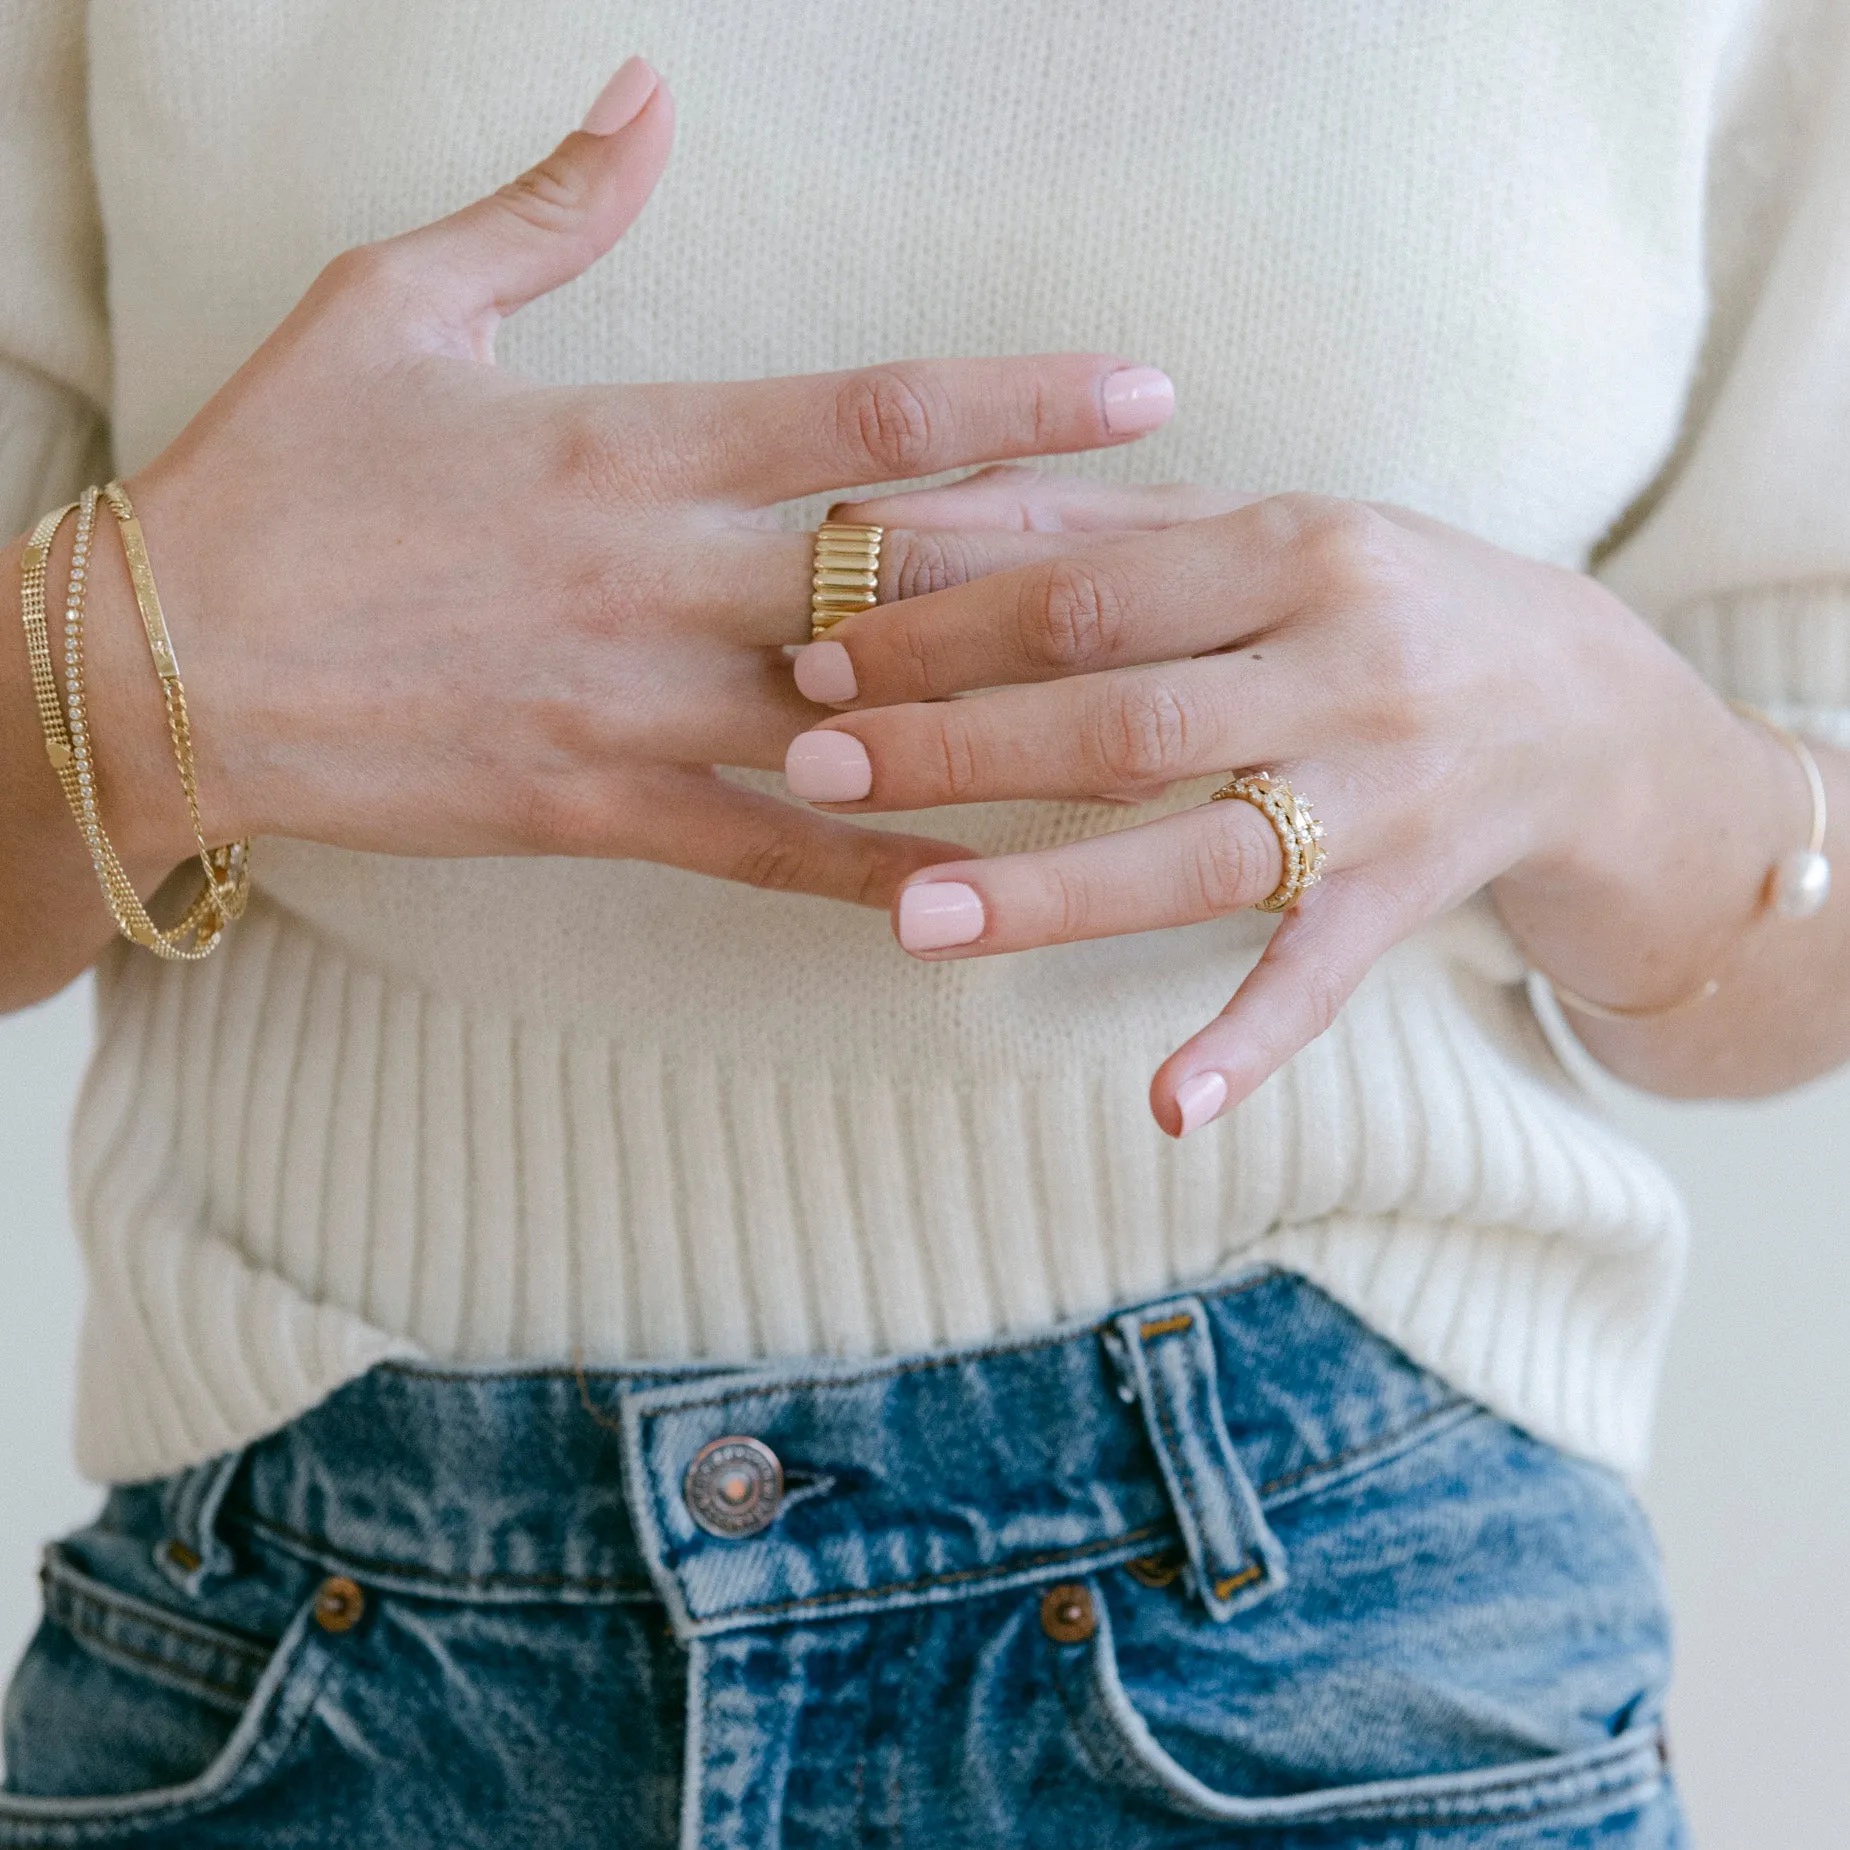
{"left": 1047, "top": 1413, "right": 1675, "bottom": 1835}
{"left": 0, "top": 1546, "right": 331, "bottom": 1844}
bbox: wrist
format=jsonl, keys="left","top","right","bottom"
{"left": 1492, "top": 677, "right": 1794, "bottom": 1014}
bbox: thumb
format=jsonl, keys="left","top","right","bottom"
{"left": 393, "top": 58, "right": 674, "bottom": 357}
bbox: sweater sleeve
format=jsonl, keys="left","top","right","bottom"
{"left": 0, "top": 0, "right": 111, "bottom": 544}
{"left": 1597, "top": 0, "right": 1850, "bottom": 747}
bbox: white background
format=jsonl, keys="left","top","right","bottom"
{"left": 2, "top": 978, "right": 1846, "bottom": 1845}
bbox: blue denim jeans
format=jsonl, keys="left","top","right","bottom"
{"left": 2, "top": 1268, "right": 1682, "bottom": 1847}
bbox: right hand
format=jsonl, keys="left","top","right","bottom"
{"left": 112, "top": 59, "right": 1175, "bottom": 906}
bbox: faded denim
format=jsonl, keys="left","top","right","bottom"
{"left": 1, "top": 1268, "right": 1684, "bottom": 1846}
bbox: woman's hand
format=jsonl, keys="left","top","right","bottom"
{"left": 86, "top": 62, "right": 1174, "bottom": 910}
{"left": 782, "top": 469, "right": 1809, "bottom": 1130}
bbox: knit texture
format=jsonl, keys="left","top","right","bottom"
{"left": 7, "top": 0, "right": 1850, "bottom": 1482}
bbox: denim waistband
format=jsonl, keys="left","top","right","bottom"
{"left": 165, "top": 1267, "right": 1475, "bottom": 1643}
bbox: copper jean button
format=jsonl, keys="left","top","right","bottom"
{"left": 313, "top": 1576, "right": 367, "bottom": 1634}
{"left": 1039, "top": 1582, "right": 1098, "bottom": 1644}
{"left": 684, "top": 1436, "right": 785, "bottom": 1539}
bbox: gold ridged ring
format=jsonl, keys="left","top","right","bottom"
{"left": 809, "top": 522, "right": 883, "bottom": 640}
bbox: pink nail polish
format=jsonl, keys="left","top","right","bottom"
{"left": 1100, "top": 367, "right": 1175, "bottom": 436}
{"left": 793, "top": 640, "right": 859, "bottom": 705}
{"left": 1174, "top": 1070, "right": 1228, "bottom": 1137}
{"left": 898, "top": 882, "right": 985, "bottom": 952}
{"left": 581, "top": 57, "right": 658, "bottom": 134}
{"left": 784, "top": 730, "right": 872, "bottom": 801}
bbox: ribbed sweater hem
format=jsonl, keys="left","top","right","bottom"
{"left": 70, "top": 897, "right": 1685, "bottom": 1485}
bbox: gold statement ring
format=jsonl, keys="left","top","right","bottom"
{"left": 809, "top": 523, "right": 883, "bottom": 640}
{"left": 1208, "top": 771, "right": 1327, "bottom": 912}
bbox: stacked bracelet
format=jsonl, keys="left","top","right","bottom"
{"left": 19, "top": 485, "right": 248, "bottom": 960}
{"left": 99, "top": 482, "right": 251, "bottom": 931}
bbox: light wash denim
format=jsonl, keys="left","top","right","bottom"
{"left": 1, "top": 1268, "right": 1683, "bottom": 1847}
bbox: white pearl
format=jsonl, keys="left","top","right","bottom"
{"left": 1773, "top": 849, "right": 1831, "bottom": 920}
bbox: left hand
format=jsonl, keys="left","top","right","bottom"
{"left": 781, "top": 468, "right": 1793, "bottom": 1134}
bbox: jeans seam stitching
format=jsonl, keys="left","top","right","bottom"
{"left": 42, "top": 1616, "right": 258, "bottom": 1709}
{"left": 1255, "top": 1395, "right": 1473, "bottom": 1501}
{"left": 227, "top": 1511, "right": 655, "bottom": 1595}
{"left": 638, "top": 1273, "right": 1281, "bottom": 1420}
{"left": 38, "top": 1557, "right": 273, "bottom": 1693}
{"left": 691, "top": 1518, "right": 1173, "bottom": 1623}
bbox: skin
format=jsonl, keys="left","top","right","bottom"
{"left": 788, "top": 467, "right": 1850, "bottom": 1132}
{"left": 0, "top": 63, "right": 1171, "bottom": 1013}
{"left": 8, "top": 60, "right": 1844, "bottom": 1143}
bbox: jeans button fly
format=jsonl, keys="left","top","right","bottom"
{"left": 685, "top": 1436, "right": 785, "bottom": 1538}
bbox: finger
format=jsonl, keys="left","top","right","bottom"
{"left": 833, "top": 465, "right": 1258, "bottom": 533}
{"left": 789, "top": 503, "right": 1319, "bottom": 710}
{"left": 606, "top": 766, "right": 974, "bottom": 907}
{"left": 1152, "top": 875, "right": 1409, "bottom": 1135}
{"left": 884, "top": 793, "right": 1297, "bottom": 956}
{"left": 645, "top": 358, "right": 1174, "bottom": 504}
{"left": 700, "top": 526, "right": 1141, "bottom": 650}
{"left": 783, "top": 658, "right": 1302, "bottom": 809}
{"left": 380, "top": 59, "right": 674, "bottom": 357}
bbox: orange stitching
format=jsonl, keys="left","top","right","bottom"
{"left": 1137, "top": 1312, "right": 1195, "bottom": 1340}
{"left": 1212, "top": 1562, "right": 1266, "bottom": 1600}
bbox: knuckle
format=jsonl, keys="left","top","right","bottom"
{"left": 555, "top": 412, "right": 645, "bottom": 511}
{"left": 503, "top": 765, "right": 605, "bottom": 858}
{"left": 934, "top": 713, "right": 983, "bottom": 800}
{"left": 313, "top": 241, "right": 416, "bottom": 319}
{"left": 850, "top": 847, "right": 906, "bottom": 911}
{"left": 730, "top": 832, "right": 818, "bottom": 895}
{"left": 1190, "top": 810, "right": 1268, "bottom": 916}
{"left": 893, "top": 617, "right": 946, "bottom": 695}
{"left": 890, "top": 530, "right": 965, "bottom": 602}
{"left": 1044, "top": 863, "right": 1093, "bottom": 940}
{"left": 1023, "top": 561, "right": 1128, "bottom": 671}
{"left": 835, "top": 366, "right": 942, "bottom": 479}
{"left": 1090, "top": 679, "right": 1193, "bottom": 785}
{"left": 1260, "top": 493, "right": 1401, "bottom": 600}
{"left": 495, "top": 151, "right": 593, "bottom": 231}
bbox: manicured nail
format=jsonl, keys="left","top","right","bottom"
{"left": 1101, "top": 367, "right": 1175, "bottom": 436}
{"left": 785, "top": 730, "right": 872, "bottom": 801}
{"left": 581, "top": 57, "right": 658, "bottom": 134}
{"left": 793, "top": 640, "right": 858, "bottom": 704}
{"left": 898, "top": 882, "right": 985, "bottom": 952}
{"left": 1174, "top": 1070, "right": 1228, "bottom": 1137}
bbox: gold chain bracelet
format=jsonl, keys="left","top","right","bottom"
{"left": 19, "top": 489, "right": 246, "bottom": 959}
{"left": 99, "top": 481, "right": 251, "bottom": 930}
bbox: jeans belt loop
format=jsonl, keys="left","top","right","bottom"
{"left": 155, "top": 1448, "right": 245, "bottom": 1595}
{"left": 1106, "top": 1294, "right": 1288, "bottom": 1622}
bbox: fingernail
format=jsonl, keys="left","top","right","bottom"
{"left": 1101, "top": 367, "right": 1175, "bottom": 436}
{"left": 793, "top": 640, "right": 859, "bottom": 704}
{"left": 581, "top": 57, "right": 658, "bottom": 134}
{"left": 898, "top": 882, "right": 986, "bottom": 952}
{"left": 785, "top": 730, "right": 872, "bottom": 801}
{"left": 1174, "top": 1070, "right": 1228, "bottom": 1137}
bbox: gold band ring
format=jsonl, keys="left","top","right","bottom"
{"left": 1208, "top": 772, "right": 1326, "bottom": 912}
{"left": 810, "top": 522, "right": 883, "bottom": 640}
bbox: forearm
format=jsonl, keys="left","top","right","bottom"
{"left": 0, "top": 516, "right": 195, "bottom": 1013}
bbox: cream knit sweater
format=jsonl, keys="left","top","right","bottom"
{"left": 7, "top": 0, "right": 1850, "bottom": 1484}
